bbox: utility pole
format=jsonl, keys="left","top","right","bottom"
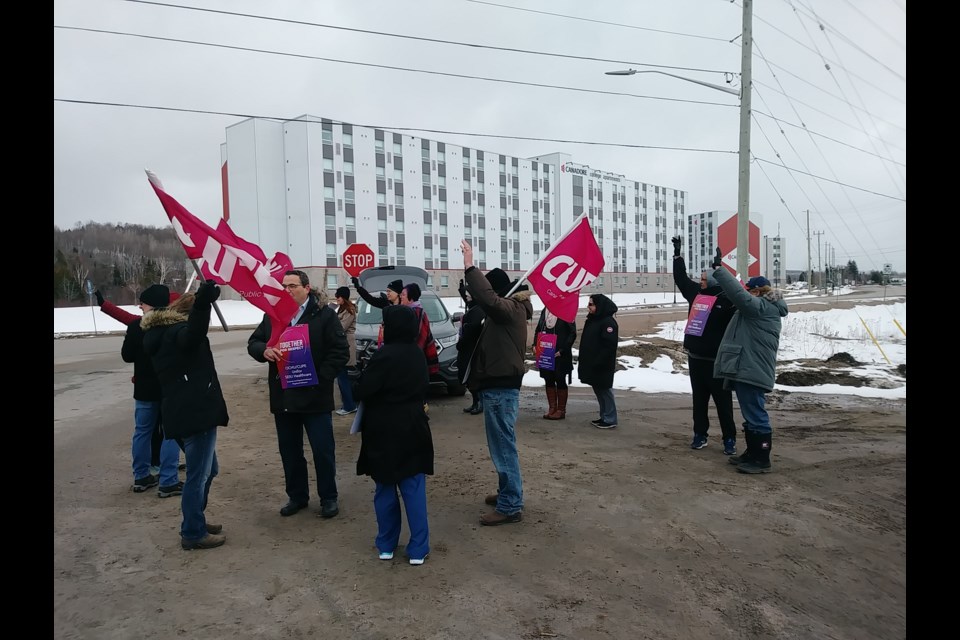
{"left": 806, "top": 210, "right": 813, "bottom": 295}
{"left": 736, "top": 0, "right": 754, "bottom": 278}
{"left": 813, "top": 230, "right": 824, "bottom": 294}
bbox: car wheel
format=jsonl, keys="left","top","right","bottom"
{"left": 446, "top": 383, "right": 466, "bottom": 397}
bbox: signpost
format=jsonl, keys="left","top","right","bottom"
{"left": 85, "top": 279, "right": 98, "bottom": 334}
{"left": 342, "top": 243, "right": 375, "bottom": 278}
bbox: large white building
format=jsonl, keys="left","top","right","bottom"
{"left": 220, "top": 115, "right": 691, "bottom": 295}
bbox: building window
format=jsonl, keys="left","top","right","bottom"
{"left": 376, "top": 192, "right": 386, "bottom": 204}
{"left": 376, "top": 165, "right": 385, "bottom": 177}
{"left": 393, "top": 142, "right": 402, "bottom": 156}
{"left": 345, "top": 189, "right": 355, "bottom": 203}
{"left": 325, "top": 242, "right": 337, "bottom": 258}
{"left": 377, "top": 219, "right": 387, "bottom": 231}
{"left": 324, "top": 186, "right": 335, "bottom": 200}
{"left": 323, "top": 158, "right": 334, "bottom": 171}
{"left": 343, "top": 160, "right": 353, "bottom": 174}
{"left": 394, "top": 168, "right": 403, "bottom": 181}
{"left": 441, "top": 275, "right": 449, "bottom": 288}
{"left": 342, "top": 133, "right": 352, "bottom": 147}
{"left": 327, "top": 274, "right": 339, "bottom": 289}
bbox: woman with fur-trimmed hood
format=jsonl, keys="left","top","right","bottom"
{"left": 143, "top": 281, "right": 229, "bottom": 551}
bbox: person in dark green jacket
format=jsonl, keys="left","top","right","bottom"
{"left": 712, "top": 263, "right": 789, "bottom": 474}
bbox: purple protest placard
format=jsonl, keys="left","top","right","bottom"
{"left": 278, "top": 324, "right": 320, "bottom": 389}
{"left": 536, "top": 333, "right": 558, "bottom": 371}
{"left": 684, "top": 293, "right": 718, "bottom": 337}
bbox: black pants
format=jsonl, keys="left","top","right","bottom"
{"left": 540, "top": 370, "right": 568, "bottom": 390}
{"left": 689, "top": 357, "right": 736, "bottom": 440}
{"left": 274, "top": 411, "right": 338, "bottom": 505}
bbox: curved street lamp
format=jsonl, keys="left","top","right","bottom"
{"left": 773, "top": 258, "right": 780, "bottom": 288}
{"left": 604, "top": 1, "right": 754, "bottom": 280}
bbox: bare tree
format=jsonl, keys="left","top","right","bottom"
{"left": 155, "top": 254, "right": 172, "bottom": 284}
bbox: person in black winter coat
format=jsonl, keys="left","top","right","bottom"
{"left": 456, "top": 279, "right": 486, "bottom": 415}
{"left": 142, "top": 281, "right": 229, "bottom": 550}
{"left": 533, "top": 308, "right": 576, "bottom": 420}
{"left": 577, "top": 294, "right": 619, "bottom": 429}
{"left": 354, "top": 304, "right": 434, "bottom": 565}
{"left": 672, "top": 236, "right": 739, "bottom": 454}
{"left": 247, "top": 270, "right": 350, "bottom": 520}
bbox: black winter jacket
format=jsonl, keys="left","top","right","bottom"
{"left": 455, "top": 300, "right": 486, "bottom": 386}
{"left": 533, "top": 309, "right": 577, "bottom": 379}
{"left": 355, "top": 305, "right": 434, "bottom": 484}
{"left": 577, "top": 294, "right": 619, "bottom": 389}
{"left": 673, "top": 256, "right": 737, "bottom": 361}
{"left": 247, "top": 294, "right": 349, "bottom": 415}
{"left": 142, "top": 298, "right": 229, "bottom": 440}
{"left": 121, "top": 318, "right": 163, "bottom": 401}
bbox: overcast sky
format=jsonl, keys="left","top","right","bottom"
{"left": 54, "top": 0, "right": 906, "bottom": 273}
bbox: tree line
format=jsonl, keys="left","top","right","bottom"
{"left": 54, "top": 222, "right": 191, "bottom": 307}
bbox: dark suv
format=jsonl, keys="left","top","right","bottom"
{"left": 353, "top": 265, "right": 465, "bottom": 397}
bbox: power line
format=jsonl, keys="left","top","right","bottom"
{"left": 52, "top": 98, "right": 737, "bottom": 154}
{"left": 837, "top": 0, "right": 906, "bottom": 50}
{"left": 54, "top": 26, "right": 738, "bottom": 110}
{"left": 57, "top": 25, "right": 902, "bottom": 168}
{"left": 789, "top": 0, "right": 906, "bottom": 79}
{"left": 752, "top": 109, "right": 905, "bottom": 165}
{"left": 754, "top": 157, "right": 904, "bottom": 201}
{"left": 53, "top": 97, "right": 904, "bottom": 201}
{"left": 124, "top": 0, "right": 735, "bottom": 75}
{"left": 462, "top": 0, "right": 732, "bottom": 42}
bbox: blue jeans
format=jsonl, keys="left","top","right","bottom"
{"left": 479, "top": 388, "right": 523, "bottom": 515}
{"left": 373, "top": 473, "right": 429, "bottom": 560}
{"left": 180, "top": 427, "right": 219, "bottom": 542}
{"left": 275, "top": 411, "right": 338, "bottom": 504}
{"left": 132, "top": 400, "right": 180, "bottom": 486}
{"left": 337, "top": 368, "right": 357, "bottom": 412}
{"left": 592, "top": 387, "right": 618, "bottom": 424}
{"left": 734, "top": 382, "right": 772, "bottom": 435}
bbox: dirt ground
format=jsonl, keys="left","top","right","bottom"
{"left": 53, "top": 299, "right": 906, "bottom": 640}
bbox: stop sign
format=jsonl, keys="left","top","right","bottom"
{"left": 342, "top": 243, "right": 376, "bottom": 278}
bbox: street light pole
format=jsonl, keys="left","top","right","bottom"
{"left": 606, "top": 0, "right": 754, "bottom": 278}
{"left": 774, "top": 258, "right": 779, "bottom": 289}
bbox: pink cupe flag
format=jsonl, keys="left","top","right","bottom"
{"left": 145, "top": 170, "right": 298, "bottom": 346}
{"left": 525, "top": 213, "right": 605, "bottom": 322}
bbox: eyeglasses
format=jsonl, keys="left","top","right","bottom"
{"left": 281, "top": 283, "right": 302, "bottom": 290}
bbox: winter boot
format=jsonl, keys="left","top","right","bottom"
{"left": 737, "top": 433, "right": 772, "bottom": 474}
{"left": 463, "top": 392, "right": 479, "bottom": 414}
{"left": 543, "top": 386, "right": 558, "bottom": 419}
{"left": 728, "top": 428, "right": 755, "bottom": 465}
{"left": 548, "top": 388, "right": 568, "bottom": 420}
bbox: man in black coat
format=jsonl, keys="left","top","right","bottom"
{"left": 248, "top": 270, "right": 350, "bottom": 519}
{"left": 672, "top": 237, "right": 738, "bottom": 454}
{"left": 456, "top": 279, "right": 486, "bottom": 415}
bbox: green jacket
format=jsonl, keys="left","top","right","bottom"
{"left": 712, "top": 267, "right": 789, "bottom": 392}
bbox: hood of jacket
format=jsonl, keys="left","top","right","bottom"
{"left": 382, "top": 305, "right": 418, "bottom": 344}
{"left": 589, "top": 294, "right": 618, "bottom": 319}
{"left": 140, "top": 308, "right": 189, "bottom": 330}
{"left": 509, "top": 288, "right": 534, "bottom": 320}
{"left": 760, "top": 288, "right": 789, "bottom": 316}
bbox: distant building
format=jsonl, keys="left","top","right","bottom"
{"left": 219, "top": 115, "right": 689, "bottom": 295}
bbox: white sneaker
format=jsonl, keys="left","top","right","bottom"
{"left": 378, "top": 551, "right": 394, "bottom": 560}
{"left": 409, "top": 556, "right": 427, "bottom": 566}
{"left": 335, "top": 408, "right": 357, "bottom": 416}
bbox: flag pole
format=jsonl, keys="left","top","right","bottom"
{"left": 189, "top": 259, "right": 229, "bottom": 332}
{"left": 503, "top": 212, "right": 590, "bottom": 298}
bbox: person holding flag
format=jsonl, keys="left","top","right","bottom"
{"left": 461, "top": 240, "right": 533, "bottom": 527}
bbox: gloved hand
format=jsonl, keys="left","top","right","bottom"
{"left": 351, "top": 276, "right": 360, "bottom": 289}
{"left": 195, "top": 280, "right": 221, "bottom": 305}
{"left": 94, "top": 289, "right": 105, "bottom": 307}
{"left": 711, "top": 246, "right": 723, "bottom": 269}
{"left": 671, "top": 236, "right": 682, "bottom": 258}
{"left": 457, "top": 279, "right": 467, "bottom": 300}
